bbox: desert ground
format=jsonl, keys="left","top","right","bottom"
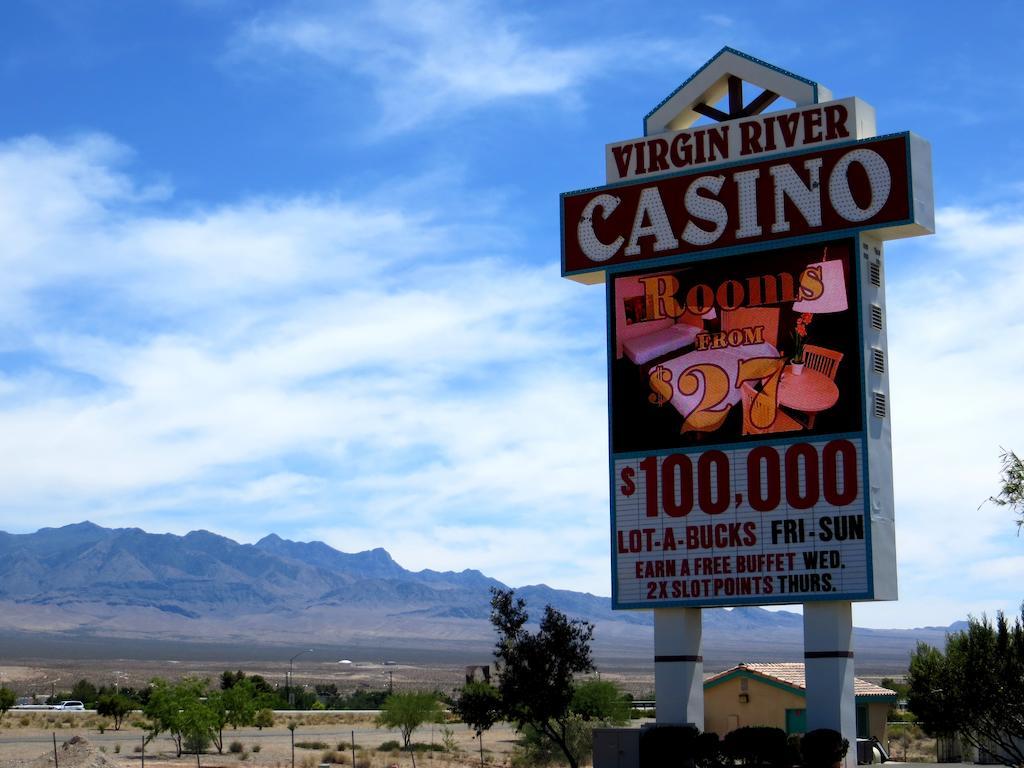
{"left": 0, "top": 654, "right": 929, "bottom": 767}
{"left": 0, "top": 657, "right": 650, "bottom": 768}
{"left": 0, "top": 711, "right": 522, "bottom": 767}
{"left": 0, "top": 656, "right": 656, "bottom": 702}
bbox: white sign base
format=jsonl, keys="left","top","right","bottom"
{"left": 653, "top": 607, "right": 704, "bottom": 726}
{"left": 804, "top": 601, "right": 857, "bottom": 768}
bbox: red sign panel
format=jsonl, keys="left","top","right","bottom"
{"left": 562, "top": 134, "right": 912, "bottom": 277}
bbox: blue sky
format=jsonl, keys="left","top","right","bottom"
{"left": 0, "top": 0, "right": 1022, "bottom": 630}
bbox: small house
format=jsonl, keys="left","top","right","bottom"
{"left": 703, "top": 662, "right": 896, "bottom": 742}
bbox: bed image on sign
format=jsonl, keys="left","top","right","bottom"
{"left": 614, "top": 273, "right": 712, "bottom": 364}
{"left": 648, "top": 341, "right": 783, "bottom": 433}
{"left": 622, "top": 321, "right": 703, "bottom": 365}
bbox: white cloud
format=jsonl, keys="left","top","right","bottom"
{"left": 701, "top": 14, "right": 734, "bottom": 28}
{"left": 229, "top": 0, "right": 710, "bottom": 134}
{"left": 0, "top": 133, "right": 610, "bottom": 594}
{"left": 881, "top": 202, "right": 1024, "bottom": 624}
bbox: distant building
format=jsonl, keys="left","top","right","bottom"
{"left": 703, "top": 663, "right": 897, "bottom": 742}
{"left": 464, "top": 665, "right": 492, "bottom": 684}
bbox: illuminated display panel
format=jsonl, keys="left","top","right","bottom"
{"left": 612, "top": 439, "right": 869, "bottom": 606}
{"left": 610, "top": 240, "right": 860, "bottom": 454}
{"left": 607, "top": 237, "right": 883, "bottom": 608}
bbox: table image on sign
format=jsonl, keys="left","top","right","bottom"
{"left": 777, "top": 366, "right": 840, "bottom": 413}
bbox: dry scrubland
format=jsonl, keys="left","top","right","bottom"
{"left": 0, "top": 712, "right": 522, "bottom": 768}
{"left": 0, "top": 714, "right": 941, "bottom": 767}
{"left": 0, "top": 661, "right": 936, "bottom": 766}
{"left": 0, "top": 660, "right": 654, "bottom": 701}
{"left": 0, "top": 660, "right": 532, "bottom": 768}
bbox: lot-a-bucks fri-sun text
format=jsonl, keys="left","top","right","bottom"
{"left": 614, "top": 440, "right": 865, "bottom": 602}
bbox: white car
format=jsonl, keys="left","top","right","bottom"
{"left": 54, "top": 701, "right": 85, "bottom": 711}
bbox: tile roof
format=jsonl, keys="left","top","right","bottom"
{"left": 705, "top": 662, "right": 897, "bottom": 699}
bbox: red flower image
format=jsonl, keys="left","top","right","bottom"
{"left": 792, "top": 313, "right": 814, "bottom": 362}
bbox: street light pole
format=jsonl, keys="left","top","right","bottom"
{"left": 288, "top": 649, "right": 313, "bottom": 708}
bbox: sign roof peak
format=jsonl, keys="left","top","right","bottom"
{"left": 645, "top": 47, "right": 832, "bottom": 136}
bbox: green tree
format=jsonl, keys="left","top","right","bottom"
{"left": 220, "top": 670, "right": 246, "bottom": 690}
{"left": 989, "top": 449, "right": 1024, "bottom": 530}
{"left": 96, "top": 693, "right": 133, "bottom": 731}
{"left": 201, "top": 679, "right": 260, "bottom": 754}
{"left": 254, "top": 707, "right": 275, "bottom": 730}
{"left": 224, "top": 678, "right": 259, "bottom": 728}
{"left": 907, "top": 610, "right": 1024, "bottom": 766}
{"left": 375, "top": 691, "right": 443, "bottom": 768}
{"left": 489, "top": 587, "right": 595, "bottom": 768}
{"left": 878, "top": 677, "right": 909, "bottom": 700}
{"left": 144, "top": 677, "right": 216, "bottom": 759}
{"left": 453, "top": 681, "right": 502, "bottom": 768}
{"left": 70, "top": 679, "right": 98, "bottom": 707}
{"left": 0, "top": 687, "right": 16, "bottom": 721}
{"left": 570, "top": 679, "right": 631, "bottom": 724}
{"left": 206, "top": 690, "right": 230, "bottom": 754}
{"left": 906, "top": 643, "right": 960, "bottom": 738}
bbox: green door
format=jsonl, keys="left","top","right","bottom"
{"left": 856, "top": 704, "right": 869, "bottom": 738}
{"left": 785, "top": 708, "right": 807, "bottom": 735}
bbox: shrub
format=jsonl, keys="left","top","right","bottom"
{"left": 295, "top": 740, "right": 330, "bottom": 750}
{"left": 229, "top": 740, "right": 245, "bottom": 753}
{"left": 640, "top": 724, "right": 699, "bottom": 768}
{"left": 514, "top": 717, "right": 595, "bottom": 767}
{"left": 19, "top": 716, "right": 30, "bottom": 727}
{"left": 322, "top": 749, "right": 348, "bottom": 763}
{"left": 724, "top": 726, "right": 788, "bottom": 766}
{"left": 441, "top": 725, "right": 459, "bottom": 753}
{"left": 113, "top": 744, "right": 121, "bottom": 754}
{"left": 695, "top": 730, "right": 726, "bottom": 768}
{"left": 252, "top": 744, "right": 261, "bottom": 753}
{"left": 254, "top": 708, "right": 274, "bottom": 730}
{"left": 239, "top": 751, "right": 249, "bottom": 760}
{"left": 379, "top": 739, "right": 402, "bottom": 751}
{"left": 800, "top": 728, "right": 849, "bottom": 768}
{"left": 184, "top": 731, "right": 211, "bottom": 754}
{"left": 413, "top": 742, "right": 446, "bottom": 752}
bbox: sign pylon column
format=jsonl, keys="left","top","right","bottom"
{"left": 804, "top": 601, "right": 856, "bottom": 768}
{"left": 654, "top": 607, "right": 703, "bottom": 726}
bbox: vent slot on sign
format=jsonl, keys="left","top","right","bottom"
{"left": 870, "top": 304, "right": 883, "bottom": 330}
{"left": 872, "top": 347, "right": 885, "bottom": 375}
{"left": 873, "top": 392, "right": 887, "bottom": 419}
{"left": 870, "top": 260, "right": 882, "bottom": 287}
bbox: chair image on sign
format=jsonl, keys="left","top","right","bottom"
{"left": 800, "top": 344, "right": 843, "bottom": 427}
{"left": 740, "top": 382, "right": 803, "bottom": 435}
{"left": 802, "top": 344, "right": 843, "bottom": 379}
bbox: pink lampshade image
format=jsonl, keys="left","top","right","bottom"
{"left": 791, "top": 259, "right": 848, "bottom": 314}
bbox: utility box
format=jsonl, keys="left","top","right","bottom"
{"left": 593, "top": 728, "right": 639, "bottom": 768}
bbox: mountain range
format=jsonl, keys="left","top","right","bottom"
{"left": 0, "top": 522, "right": 961, "bottom": 672}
